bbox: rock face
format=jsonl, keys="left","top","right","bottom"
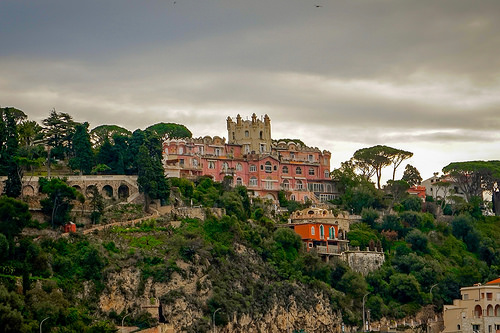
{"left": 98, "top": 246, "right": 343, "bottom": 333}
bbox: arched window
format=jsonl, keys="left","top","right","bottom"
{"left": 208, "top": 161, "right": 215, "bottom": 169}
{"left": 245, "top": 130, "right": 249, "bottom": 137}
{"left": 265, "top": 177, "right": 273, "bottom": 190}
{"left": 282, "top": 179, "right": 289, "bottom": 190}
{"left": 311, "top": 226, "right": 315, "bottom": 235}
{"left": 324, "top": 170, "right": 329, "bottom": 178}
{"left": 296, "top": 167, "right": 302, "bottom": 175}
{"left": 320, "top": 225, "right": 324, "bottom": 239}
{"left": 495, "top": 304, "right": 500, "bottom": 316}
{"left": 474, "top": 305, "right": 482, "bottom": 318}
{"left": 296, "top": 180, "right": 303, "bottom": 190}
{"left": 222, "top": 162, "right": 229, "bottom": 171}
{"left": 260, "top": 131, "right": 263, "bottom": 139}
{"left": 249, "top": 177, "right": 258, "bottom": 187}
{"left": 236, "top": 177, "right": 243, "bottom": 186}
{"left": 265, "top": 161, "right": 272, "bottom": 173}
{"left": 236, "top": 163, "right": 242, "bottom": 171}
{"left": 329, "top": 227, "right": 335, "bottom": 239}
{"left": 290, "top": 194, "right": 296, "bottom": 201}
{"left": 283, "top": 166, "right": 289, "bottom": 174}
{"left": 250, "top": 164, "right": 257, "bottom": 172}
{"left": 487, "top": 305, "right": 494, "bottom": 316}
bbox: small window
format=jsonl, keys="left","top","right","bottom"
{"left": 308, "top": 154, "right": 313, "bottom": 162}
{"left": 296, "top": 167, "right": 302, "bottom": 175}
{"left": 215, "top": 148, "right": 221, "bottom": 156}
{"left": 179, "top": 147, "right": 184, "bottom": 154}
{"left": 250, "top": 164, "right": 257, "bottom": 172}
{"left": 308, "top": 243, "right": 313, "bottom": 248}
{"left": 245, "top": 130, "right": 249, "bottom": 137}
{"left": 250, "top": 177, "right": 258, "bottom": 187}
{"left": 311, "top": 226, "right": 315, "bottom": 235}
{"left": 309, "top": 168, "right": 315, "bottom": 175}
{"left": 208, "top": 161, "right": 215, "bottom": 169}
{"left": 283, "top": 166, "right": 289, "bottom": 174}
{"left": 260, "top": 131, "right": 263, "bottom": 139}
{"left": 236, "top": 163, "right": 242, "bottom": 171}
{"left": 179, "top": 159, "right": 184, "bottom": 166}
{"left": 232, "top": 132, "right": 235, "bottom": 140}
{"left": 296, "top": 180, "right": 303, "bottom": 190}
{"left": 192, "top": 159, "right": 198, "bottom": 167}
{"left": 324, "top": 170, "right": 329, "bottom": 178}
{"left": 236, "top": 177, "right": 243, "bottom": 186}
{"left": 222, "top": 162, "right": 229, "bottom": 171}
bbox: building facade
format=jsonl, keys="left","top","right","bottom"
{"left": 443, "top": 279, "right": 500, "bottom": 333}
{"left": 280, "top": 207, "right": 385, "bottom": 273}
{"left": 162, "top": 114, "right": 338, "bottom": 202}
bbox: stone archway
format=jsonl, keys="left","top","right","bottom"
{"left": 118, "top": 184, "right": 130, "bottom": 199}
{"left": 102, "top": 185, "right": 113, "bottom": 199}
{"left": 22, "top": 185, "right": 35, "bottom": 196}
{"left": 72, "top": 185, "right": 82, "bottom": 193}
{"left": 86, "top": 185, "right": 98, "bottom": 197}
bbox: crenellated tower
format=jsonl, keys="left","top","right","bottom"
{"left": 227, "top": 113, "right": 272, "bottom": 154}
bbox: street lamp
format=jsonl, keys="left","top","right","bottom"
{"left": 40, "top": 317, "right": 49, "bottom": 333}
{"left": 121, "top": 313, "right": 131, "bottom": 333}
{"left": 430, "top": 284, "right": 438, "bottom": 298}
{"left": 362, "top": 292, "right": 370, "bottom": 332}
{"left": 213, "top": 308, "right": 221, "bottom": 333}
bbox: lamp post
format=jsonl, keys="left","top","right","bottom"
{"left": 362, "top": 292, "right": 370, "bottom": 332}
{"left": 40, "top": 317, "right": 49, "bottom": 333}
{"left": 213, "top": 308, "right": 221, "bottom": 333}
{"left": 121, "top": 313, "right": 131, "bottom": 333}
{"left": 430, "top": 284, "right": 438, "bottom": 299}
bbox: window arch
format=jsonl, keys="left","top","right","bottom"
{"left": 311, "top": 226, "right": 315, "bottom": 235}
{"left": 296, "top": 180, "right": 303, "bottom": 190}
{"left": 260, "top": 131, "right": 263, "bottom": 139}
{"left": 282, "top": 179, "right": 289, "bottom": 190}
{"left": 487, "top": 305, "right": 494, "bottom": 316}
{"left": 319, "top": 225, "right": 324, "bottom": 239}
{"left": 265, "top": 161, "right": 272, "bottom": 173}
{"left": 250, "top": 164, "right": 257, "bottom": 172}
{"left": 236, "top": 163, "right": 242, "bottom": 171}
{"left": 324, "top": 170, "right": 329, "bottom": 178}
{"left": 329, "top": 227, "right": 335, "bottom": 239}
{"left": 236, "top": 177, "right": 243, "bottom": 186}
{"left": 495, "top": 304, "right": 500, "bottom": 316}
{"left": 249, "top": 177, "right": 258, "bottom": 187}
{"left": 474, "top": 305, "right": 482, "bottom": 318}
{"left": 245, "top": 130, "right": 249, "bottom": 137}
{"left": 222, "top": 162, "right": 229, "bottom": 171}
{"left": 283, "top": 166, "right": 289, "bottom": 174}
{"left": 296, "top": 167, "right": 302, "bottom": 175}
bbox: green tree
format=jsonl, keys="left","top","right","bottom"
{"left": 42, "top": 109, "right": 76, "bottom": 162}
{"left": 387, "top": 148, "right": 413, "bottom": 181}
{"left": 90, "top": 124, "right": 131, "bottom": 149}
{"left": 137, "top": 145, "right": 170, "bottom": 212}
{"left": 69, "top": 122, "right": 94, "bottom": 175}
{"left": 1, "top": 109, "right": 22, "bottom": 197}
{"left": 405, "top": 229, "right": 429, "bottom": 253}
{"left": 39, "top": 178, "right": 77, "bottom": 227}
{"left": 401, "top": 196, "right": 422, "bottom": 212}
{"left": 402, "top": 164, "right": 422, "bottom": 187}
{"left": 0, "top": 196, "right": 31, "bottom": 241}
{"left": 389, "top": 273, "right": 421, "bottom": 303}
{"left": 146, "top": 122, "right": 192, "bottom": 139}
{"left": 88, "top": 185, "right": 105, "bottom": 224}
{"left": 386, "top": 180, "right": 410, "bottom": 204}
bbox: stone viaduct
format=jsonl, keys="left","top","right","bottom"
{"left": 0, "top": 175, "right": 142, "bottom": 203}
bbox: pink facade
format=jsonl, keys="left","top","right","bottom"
{"left": 162, "top": 115, "right": 338, "bottom": 202}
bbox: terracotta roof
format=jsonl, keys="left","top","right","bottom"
{"left": 486, "top": 277, "right": 500, "bottom": 285}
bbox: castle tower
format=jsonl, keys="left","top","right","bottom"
{"left": 227, "top": 113, "right": 272, "bottom": 154}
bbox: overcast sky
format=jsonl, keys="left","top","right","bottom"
{"left": 1, "top": 0, "right": 499, "bottom": 183}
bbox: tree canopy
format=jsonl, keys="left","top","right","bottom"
{"left": 145, "top": 122, "right": 192, "bottom": 139}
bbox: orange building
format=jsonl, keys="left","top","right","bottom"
{"left": 407, "top": 185, "right": 426, "bottom": 199}
{"left": 282, "top": 207, "right": 350, "bottom": 257}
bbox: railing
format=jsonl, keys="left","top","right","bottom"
{"left": 316, "top": 246, "right": 340, "bottom": 254}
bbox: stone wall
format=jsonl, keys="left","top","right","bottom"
{"left": 342, "top": 250, "right": 385, "bottom": 275}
